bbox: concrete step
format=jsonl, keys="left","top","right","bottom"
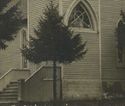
{"left": 0, "top": 93, "right": 17, "bottom": 97}
{"left": 3, "top": 88, "right": 18, "bottom": 92}
{"left": 0, "top": 97, "right": 17, "bottom": 101}
{"left": 10, "top": 82, "right": 18, "bottom": 84}
{"left": 6, "top": 86, "right": 18, "bottom": 89}
{"left": 8, "top": 83, "right": 18, "bottom": 86}
{"left": 0, "top": 100, "right": 18, "bottom": 104}
{"left": 7, "top": 83, "right": 18, "bottom": 86}
{"left": 0, "top": 96, "right": 17, "bottom": 100}
{"left": 0, "top": 81, "right": 19, "bottom": 103}
{"left": 0, "top": 90, "right": 18, "bottom": 94}
{"left": 0, "top": 93, "right": 18, "bottom": 96}
{"left": 0, "top": 98, "right": 17, "bottom": 103}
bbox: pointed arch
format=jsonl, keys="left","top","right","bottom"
{"left": 21, "top": 28, "right": 28, "bottom": 68}
{"left": 116, "top": 12, "right": 125, "bottom": 67}
{"left": 64, "top": 0, "right": 98, "bottom": 32}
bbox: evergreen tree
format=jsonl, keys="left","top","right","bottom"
{"left": 22, "top": 2, "right": 86, "bottom": 101}
{"left": 0, "top": 0, "right": 26, "bottom": 49}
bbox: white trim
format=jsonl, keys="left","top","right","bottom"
{"left": 27, "top": 0, "right": 30, "bottom": 41}
{"left": 70, "top": 27, "right": 98, "bottom": 33}
{"left": 0, "top": 68, "right": 13, "bottom": 80}
{"left": 63, "top": 79, "right": 102, "bottom": 81}
{"left": 27, "top": 0, "right": 30, "bottom": 68}
{"left": 116, "top": 16, "right": 122, "bottom": 27}
{"left": 99, "top": 0, "right": 102, "bottom": 98}
{"left": 20, "top": 29, "right": 22, "bottom": 69}
{"left": 59, "top": 0, "right": 63, "bottom": 16}
{"left": 25, "top": 63, "right": 46, "bottom": 82}
{"left": 43, "top": 79, "right": 53, "bottom": 81}
{"left": 64, "top": 0, "right": 98, "bottom": 32}
{"left": 0, "top": 68, "right": 30, "bottom": 80}
{"left": 2, "top": 0, "right": 19, "bottom": 14}
{"left": 102, "top": 79, "right": 125, "bottom": 81}
{"left": 43, "top": 78, "right": 62, "bottom": 81}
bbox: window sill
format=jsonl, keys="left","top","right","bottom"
{"left": 43, "top": 78, "right": 53, "bottom": 81}
{"left": 43, "top": 78, "right": 60, "bottom": 81}
{"left": 70, "top": 27, "right": 98, "bottom": 33}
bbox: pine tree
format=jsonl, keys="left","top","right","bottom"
{"left": 22, "top": 2, "right": 86, "bottom": 101}
{"left": 0, "top": 0, "right": 26, "bottom": 49}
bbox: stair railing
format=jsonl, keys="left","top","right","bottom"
{"left": 18, "top": 65, "right": 62, "bottom": 102}
{"left": 0, "top": 68, "right": 30, "bottom": 91}
{"left": 17, "top": 62, "right": 47, "bottom": 101}
{"left": 25, "top": 62, "right": 46, "bottom": 82}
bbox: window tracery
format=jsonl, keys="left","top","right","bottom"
{"left": 68, "top": 2, "right": 92, "bottom": 29}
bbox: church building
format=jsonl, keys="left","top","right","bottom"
{"left": 0, "top": 0, "right": 125, "bottom": 103}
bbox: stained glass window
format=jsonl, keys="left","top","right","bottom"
{"left": 68, "top": 2, "right": 92, "bottom": 28}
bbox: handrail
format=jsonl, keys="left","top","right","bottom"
{"left": 0, "top": 68, "right": 30, "bottom": 91}
{"left": 25, "top": 63, "right": 46, "bottom": 82}
{"left": 0, "top": 68, "right": 13, "bottom": 80}
{"left": 0, "top": 68, "right": 30, "bottom": 80}
{"left": 21, "top": 65, "right": 61, "bottom": 101}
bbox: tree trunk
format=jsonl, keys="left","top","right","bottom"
{"left": 53, "top": 60, "right": 57, "bottom": 101}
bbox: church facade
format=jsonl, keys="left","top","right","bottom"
{"left": 0, "top": 0, "right": 125, "bottom": 102}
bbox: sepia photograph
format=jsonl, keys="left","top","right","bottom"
{"left": 0, "top": 0, "right": 125, "bottom": 106}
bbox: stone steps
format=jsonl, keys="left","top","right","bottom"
{"left": 0, "top": 81, "right": 19, "bottom": 103}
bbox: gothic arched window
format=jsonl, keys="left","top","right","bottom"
{"left": 68, "top": 2, "right": 92, "bottom": 29}
{"left": 116, "top": 10, "right": 125, "bottom": 67}
{"left": 22, "top": 29, "right": 27, "bottom": 48}
{"left": 21, "top": 29, "right": 28, "bottom": 68}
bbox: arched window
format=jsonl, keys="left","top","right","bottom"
{"left": 64, "top": 0, "right": 97, "bottom": 32}
{"left": 22, "top": 29, "right": 27, "bottom": 48}
{"left": 21, "top": 29, "right": 28, "bottom": 68}
{"left": 116, "top": 10, "right": 125, "bottom": 67}
{"left": 68, "top": 2, "right": 92, "bottom": 28}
